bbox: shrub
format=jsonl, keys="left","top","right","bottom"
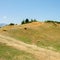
{"left": 3, "top": 30, "right": 7, "bottom": 31}
{"left": 21, "top": 18, "right": 38, "bottom": 24}
{"left": 21, "top": 18, "right": 29, "bottom": 24}
{"left": 21, "top": 20, "right": 25, "bottom": 24}
{"left": 45, "top": 20, "right": 60, "bottom": 24}
{"left": 24, "top": 27, "right": 27, "bottom": 30}
{"left": 25, "top": 18, "right": 29, "bottom": 23}
{"left": 45, "top": 20, "right": 55, "bottom": 23}
{"left": 33, "top": 19, "right": 37, "bottom": 22}
{"left": 9, "top": 23, "right": 15, "bottom": 25}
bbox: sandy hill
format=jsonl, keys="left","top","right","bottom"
{"left": 0, "top": 22, "right": 60, "bottom": 60}
{"left": 0, "top": 22, "right": 60, "bottom": 50}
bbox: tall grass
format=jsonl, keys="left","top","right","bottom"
{"left": 0, "top": 43, "right": 37, "bottom": 60}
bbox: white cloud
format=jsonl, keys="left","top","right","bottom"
{"left": 3, "top": 16, "right": 7, "bottom": 19}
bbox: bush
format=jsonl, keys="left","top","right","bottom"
{"left": 55, "top": 21, "right": 60, "bottom": 24}
{"left": 24, "top": 27, "right": 27, "bottom": 30}
{"left": 21, "top": 19, "right": 38, "bottom": 24}
{"left": 45, "top": 20, "right": 60, "bottom": 24}
{"left": 21, "top": 20, "right": 25, "bottom": 24}
{"left": 30, "top": 19, "right": 37, "bottom": 23}
{"left": 25, "top": 18, "right": 29, "bottom": 23}
{"left": 3, "top": 30, "right": 7, "bottom": 31}
{"left": 9, "top": 23, "right": 15, "bottom": 25}
{"left": 21, "top": 18, "right": 30, "bottom": 24}
{"left": 45, "top": 20, "right": 55, "bottom": 23}
{"left": 33, "top": 19, "right": 37, "bottom": 22}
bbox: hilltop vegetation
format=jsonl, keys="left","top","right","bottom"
{"left": 21, "top": 19, "right": 60, "bottom": 25}
{"left": 21, "top": 18, "right": 37, "bottom": 24}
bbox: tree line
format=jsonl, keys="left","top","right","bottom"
{"left": 8, "top": 19, "right": 60, "bottom": 26}
{"left": 21, "top": 18, "right": 37, "bottom": 24}
{"left": 45, "top": 20, "right": 60, "bottom": 24}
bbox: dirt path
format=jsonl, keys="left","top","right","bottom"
{"left": 0, "top": 34, "right": 60, "bottom": 60}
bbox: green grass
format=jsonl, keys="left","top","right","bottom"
{"left": 3, "top": 23, "right": 60, "bottom": 51}
{"left": 0, "top": 43, "right": 37, "bottom": 60}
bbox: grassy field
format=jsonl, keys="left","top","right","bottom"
{"left": 0, "top": 43, "right": 37, "bottom": 60}
{"left": 1, "top": 22, "right": 60, "bottom": 51}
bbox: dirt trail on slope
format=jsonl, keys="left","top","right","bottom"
{"left": 0, "top": 34, "right": 60, "bottom": 60}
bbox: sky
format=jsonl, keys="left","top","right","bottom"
{"left": 0, "top": 0, "right": 60, "bottom": 24}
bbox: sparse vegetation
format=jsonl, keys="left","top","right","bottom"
{"left": 45, "top": 20, "right": 55, "bottom": 23}
{"left": 9, "top": 23, "right": 15, "bottom": 25}
{"left": 25, "top": 18, "right": 29, "bottom": 23}
{"left": 45, "top": 20, "right": 60, "bottom": 24}
{"left": 21, "top": 18, "right": 30, "bottom": 24}
{"left": 21, "top": 20, "right": 25, "bottom": 24}
{"left": 21, "top": 18, "right": 37, "bottom": 24}
{"left": 0, "top": 43, "right": 37, "bottom": 60}
{"left": 0, "top": 20, "right": 60, "bottom": 60}
{"left": 4, "top": 22, "right": 60, "bottom": 51}
{"left": 30, "top": 19, "right": 37, "bottom": 23}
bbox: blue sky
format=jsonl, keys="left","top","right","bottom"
{"left": 0, "top": 0, "right": 60, "bottom": 24}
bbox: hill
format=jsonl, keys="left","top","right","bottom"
{"left": 0, "top": 42, "right": 36, "bottom": 60}
{"left": 0, "top": 22, "right": 60, "bottom": 60}
{"left": 0, "top": 22, "right": 60, "bottom": 51}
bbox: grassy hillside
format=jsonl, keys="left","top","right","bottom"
{"left": 0, "top": 22, "right": 60, "bottom": 51}
{"left": 0, "top": 43, "right": 37, "bottom": 60}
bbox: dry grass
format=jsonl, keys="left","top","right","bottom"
{"left": 0, "top": 22, "right": 60, "bottom": 51}
{"left": 0, "top": 35, "right": 60, "bottom": 60}
{"left": 0, "top": 42, "right": 37, "bottom": 60}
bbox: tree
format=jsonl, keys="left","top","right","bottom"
{"left": 30, "top": 19, "right": 37, "bottom": 23}
{"left": 33, "top": 19, "right": 37, "bottom": 22}
{"left": 21, "top": 18, "right": 38, "bottom": 25}
{"left": 21, "top": 20, "right": 25, "bottom": 24}
{"left": 30, "top": 19, "right": 34, "bottom": 23}
{"left": 44, "top": 20, "right": 54, "bottom": 23}
{"left": 25, "top": 18, "right": 29, "bottom": 23}
{"left": 9, "top": 23, "right": 14, "bottom": 25}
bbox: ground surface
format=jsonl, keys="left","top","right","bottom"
{"left": 0, "top": 34, "right": 60, "bottom": 60}
{"left": 0, "top": 22, "right": 60, "bottom": 60}
{"left": 0, "top": 43, "right": 37, "bottom": 60}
